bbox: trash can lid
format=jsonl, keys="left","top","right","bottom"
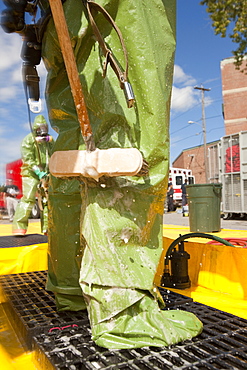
{"left": 187, "top": 183, "right": 222, "bottom": 188}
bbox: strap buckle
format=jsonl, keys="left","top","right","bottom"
{"left": 28, "top": 98, "right": 42, "bottom": 113}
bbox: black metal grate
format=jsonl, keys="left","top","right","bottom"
{"left": 1, "top": 271, "right": 247, "bottom": 369}
{"left": 0, "top": 234, "right": 48, "bottom": 248}
{"left": 0, "top": 271, "right": 88, "bottom": 349}
{"left": 159, "top": 287, "right": 193, "bottom": 307}
{"left": 32, "top": 322, "right": 247, "bottom": 370}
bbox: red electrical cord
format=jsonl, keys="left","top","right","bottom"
{"left": 207, "top": 238, "right": 247, "bottom": 248}
{"left": 48, "top": 324, "right": 78, "bottom": 332}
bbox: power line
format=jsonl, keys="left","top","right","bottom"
{"left": 171, "top": 132, "right": 202, "bottom": 144}
{"left": 170, "top": 114, "right": 222, "bottom": 135}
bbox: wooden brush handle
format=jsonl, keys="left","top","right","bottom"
{"left": 49, "top": 0, "right": 92, "bottom": 138}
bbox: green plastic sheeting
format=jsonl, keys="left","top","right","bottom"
{"left": 41, "top": 0, "right": 203, "bottom": 348}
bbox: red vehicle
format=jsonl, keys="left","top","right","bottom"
{"left": 0, "top": 159, "right": 40, "bottom": 218}
{"left": 0, "top": 193, "right": 5, "bottom": 211}
{"left": 6, "top": 159, "right": 23, "bottom": 198}
{"left": 0, "top": 159, "right": 22, "bottom": 214}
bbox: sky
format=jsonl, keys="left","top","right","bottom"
{"left": 0, "top": 1, "right": 237, "bottom": 184}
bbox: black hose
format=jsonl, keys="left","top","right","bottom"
{"left": 164, "top": 232, "right": 235, "bottom": 267}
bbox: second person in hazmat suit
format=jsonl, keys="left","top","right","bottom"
{"left": 12, "top": 115, "right": 54, "bottom": 236}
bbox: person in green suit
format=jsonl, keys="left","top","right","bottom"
{"left": 12, "top": 115, "right": 54, "bottom": 236}
{"left": 40, "top": 0, "right": 203, "bottom": 349}
{"left": 3, "top": 0, "right": 203, "bottom": 349}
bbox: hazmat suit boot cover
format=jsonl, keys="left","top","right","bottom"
{"left": 80, "top": 187, "right": 202, "bottom": 348}
{"left": 83, "top": 285, "right": 202, "bottom": 349}
{"left": 41, "top": 0, "right": 203, "bottom": 346}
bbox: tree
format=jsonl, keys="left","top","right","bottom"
{"left": 200, "top": 1, "right": 247, "bottom": 71}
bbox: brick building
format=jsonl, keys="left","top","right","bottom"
{"left": 172, "top": 57, "right": 247, "bottom": 184}
{"left": 172, "top": 141, "right": 219, "bottom": 184}
{"left": 221, "top": 57, "right": 247, "bottom": 135}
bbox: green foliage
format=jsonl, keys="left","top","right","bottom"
{"left": 200, "top": 0, "right": 247, "bottom": 71}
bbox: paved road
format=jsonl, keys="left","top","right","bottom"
{"left": 1, "top": 212, "right": 247, "bottom": 231}
{"left": 163, "top": 210, "right": 247, "bottom": 231}
{"left": 0, "top": 216, "right": 38, "bottom": 225}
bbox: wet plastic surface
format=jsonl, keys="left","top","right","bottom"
{"left": 1, "top": 271, "right": 247, "bottom": 369}
{"left": 0, "top": 234, "right": 47, "bottom": 248}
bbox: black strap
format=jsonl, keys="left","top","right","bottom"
{"left": 22, "top": 64, "right": 40, "bottom": 101}
{"left": 23, "top": 67, "right": 42, "bottom": 167}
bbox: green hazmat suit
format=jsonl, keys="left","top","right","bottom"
{"left": 12, "top": 115, "right": 54, "bottom": 234}
{"left": 40, "top": 0, "right": 203, "bottom": 349}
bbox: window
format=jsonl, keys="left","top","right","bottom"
{"left": 176, "top": 176, "right": 183, "bottom": 185}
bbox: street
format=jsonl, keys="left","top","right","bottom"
{"left": 163, "top": 209, "right": 247, "bottom": 231}
{"left": 1, "top": 210, "right": 247, "bottom": 231}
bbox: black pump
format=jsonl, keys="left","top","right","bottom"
{"left": 161, "top": 241, "right": 191, "bottom": 289}
{"left": 161, "top": 232, "right": 235, "bottom": 290}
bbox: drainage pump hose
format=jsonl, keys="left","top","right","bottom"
{"left": 164, "top": 232, "right": 235, "bottom": 267}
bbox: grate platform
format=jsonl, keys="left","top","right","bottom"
{"left": 1, "top": 271, "right": 247, "bottom": 369}
{"left": 32, "top": 321, "right": 247, "bottom": 370}
{"left": 0, "top": 271, "right": 88, "bottom": 349}
{"left": 159, "top": 287, "right": 193, "bottom": 307}
{"left": 0, "top": 233, "right": 48, "bottom": 248}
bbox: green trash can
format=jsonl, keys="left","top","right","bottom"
{"left": 186, "top": 183, "right": 222, "bottom": 233}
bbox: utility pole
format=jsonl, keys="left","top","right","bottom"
{"left": 194, "top": 85, "right": 211, "bottom": 183}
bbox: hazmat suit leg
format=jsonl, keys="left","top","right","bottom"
{"left": 12, "top": 176, "right": 39, "bottom": 232}
{"left": 42, "top": 0, "right": 203, "bottom": 347}
{"left": 40, "top": 199, "right": 48, "bottom": 234}
{"left": 46, "top": 178, "right": 86, "bottom": 311}
{"left": 6, "top": 197, "right": 18, "bottom": 221}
